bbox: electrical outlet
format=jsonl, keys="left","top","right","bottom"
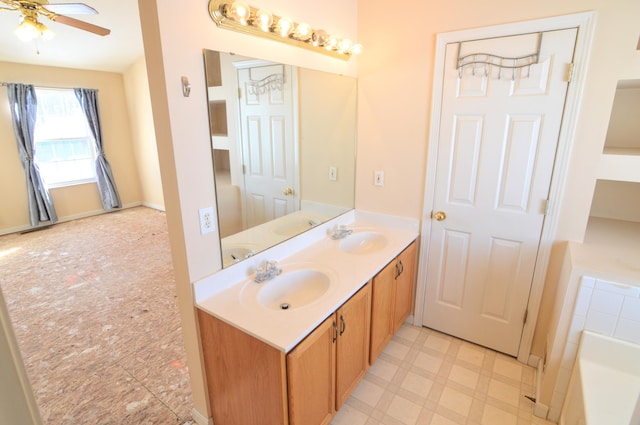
{"left": 329, "top": 166, "right": 337, "bottom": 181}
{"left": 374, "top": 170, "right": 384, "bottom": 186}
{"left": 199, "top": 207, "right": 216, "bottom": 235}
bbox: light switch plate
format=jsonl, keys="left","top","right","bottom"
{"left": 329, "top": 166, "right": 337, "bottom": 181}
{"left": 374, "top": 170, "right": 384, "bottom": 186}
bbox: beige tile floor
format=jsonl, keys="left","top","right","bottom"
{"left": 332, "top": 324, "right": 554, "bottom": 425}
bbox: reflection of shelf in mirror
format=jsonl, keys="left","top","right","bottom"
{"left": 598, "top": 147, "right": 640, "bottom": 182}
{"left": 209, "top": 100, "right": 228, "bottom": 137}
{"left": 204, "top": 50, "right": 222, "bottom": 87}
{"left": 208, "top": 86, "right": 226, "bottom": 100}
{"left": 212, "top": 136, "right": 230, "bottom": 150}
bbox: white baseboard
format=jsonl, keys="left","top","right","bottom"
{"left": 0, "top": 202, "right": 165, "bottom": 236}
{"left": 190, "top": 407, "right": 213, "bottom": 425}
{"left": 532, "top": 355, "right": 550, "bottom": 419}
{"left": 141, "top": 202, "right": 165, "bottom": 212}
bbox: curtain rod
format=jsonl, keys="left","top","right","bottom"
{"left": 0, "top": 82, "right": 97, "bottom": 91}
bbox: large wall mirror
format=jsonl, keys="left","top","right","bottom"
{"left": 203, "top": 49, "right": 357, "bottom": 268}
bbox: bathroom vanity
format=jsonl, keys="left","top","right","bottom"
{"left": 194, "top": 211, "right": 418, "bottom": 425}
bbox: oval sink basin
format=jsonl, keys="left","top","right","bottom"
{"left": 258, "top": 269, "right": 330, "bottom": 310}
{"left": 339, "top": 232, "right": 387, "bottom": 254}
{"left": 222, "top": 247, "right": 255, "bottom": 266}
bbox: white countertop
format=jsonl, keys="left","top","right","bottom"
{"left": 194, "top": 210, "right": 419, "bottom": 352}
{"left": 577, "top": 331, "right": 640, "bottom": 425}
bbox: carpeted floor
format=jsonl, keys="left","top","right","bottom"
{"left": 0, "top": 207, "right": 193, "bottom": 424}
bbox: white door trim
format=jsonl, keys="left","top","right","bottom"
{"left": 413, "top": 11, "right": 596, "bottom": 363}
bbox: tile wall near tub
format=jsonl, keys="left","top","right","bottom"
{"left": 548, "top": 276, "right": 640, "bottom": 421}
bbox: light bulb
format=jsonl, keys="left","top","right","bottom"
{"left": 15, "top": 17, "right": 39, "bottom": 42}
{"left": 325, "top": 35, "right": 338, "bottom": 50}
{"left": 276, "top": 17, "right": 293, "bottom": 37}
{"left": 338, "top": 38, "right": 352, "bottom": 54}
{"left": 351, "top": 43, "right": 363, "bottom": 55}
{"left": 38, "top": 22, "right": 54, "bottom": 40}
{"left": 255, "top": 9, "right": 272, "bottom": 32}
{"left": 294, "top": 22, "right": 312, "bottom": 41}
{"left": 230, "top": 1, "right": 250, "bottom": 25}
{"left": 313, "top": 29, "right": 328, "bottom": 46}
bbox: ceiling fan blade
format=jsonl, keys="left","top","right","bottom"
{"left": 51, "top": 14, "right": 110, "bottom": 36}
{"left": 42, "top": 3, "right": 97, "bottom": 15}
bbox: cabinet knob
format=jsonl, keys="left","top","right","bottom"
{"left": 332, "top": 320, "right": 338, "bottom": 343}
{"left": 339, "top": 315, "right": 346, "bottom": 336}
{"left": 433, "top": 211, "right": 447, "bottom": 221}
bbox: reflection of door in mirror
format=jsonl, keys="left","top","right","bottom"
{"left": 236, "top": 62, "right": 298, "bottom": 229}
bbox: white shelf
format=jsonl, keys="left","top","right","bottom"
{"left": 598, "top": 147, "right": 640, "bottom": 183}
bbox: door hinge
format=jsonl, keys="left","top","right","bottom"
{"left": 242, "top": 164, "right": 246, "bottom": 174}
{"left": 566, "top": 62, "right": 575, "bottom": 83}
{"left": 523, "top": 308, "right": 529, "bottom": 325}
{"left": 238, "top": 87, "right": 242, "bottom": 99}
{"left": 543, "top": 198, "right": 551, "bottom": 216}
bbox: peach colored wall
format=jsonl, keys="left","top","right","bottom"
{"left": 123, "top": 56, "right": 165, "bottom": 210}
{"left": 356, "top": 0, "right": 640, "bottom": 363}
{"left": 0, "top": 62, "right": 143, "bottom": 232}
{"left": 299, "top": 68, "right": 356, "bottom": 208}
{"left": 356, "top": 0, "right": 640, "bottom": 241}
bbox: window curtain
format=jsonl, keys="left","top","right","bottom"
{"left": 74, "top": 88, "right": 122, "bottom": 210}
{"left": 7, "top": 83, "right": 58, "bottom": 226}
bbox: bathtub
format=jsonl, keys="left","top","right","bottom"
{"left": 560, "top": 331, "right": 640, "bottom": 425}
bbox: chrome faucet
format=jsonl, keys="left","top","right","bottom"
{"left": 254, "top": 260, "right": 282, "bottom": 283}
{"left": 330, "top": 224, "right": 353, "bottom": 240}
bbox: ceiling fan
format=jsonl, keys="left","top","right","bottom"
{"left": 0, "top": 0, "right": 110, "bottom": 42}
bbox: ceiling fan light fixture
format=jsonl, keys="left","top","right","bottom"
{"left": 39, "top": 23, "right": 55, "bottom": 40}
{"left": 15, "top": 16, "right": 40, "bottom": 42}
{"left": 14, "top": 13, "right": 55, "bottom": 42}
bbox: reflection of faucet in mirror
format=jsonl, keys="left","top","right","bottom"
{"left": 203, "top": 49, "right": 357, "bottom": 268}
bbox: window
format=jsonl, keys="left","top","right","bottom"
{"left": 34, "top": 88, "right": 96, "bottom": 188}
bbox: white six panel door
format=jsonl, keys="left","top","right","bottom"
{"left": 422, "top": 29, "right": 577, "bottom": 356}
{"left": 238, "top": 64, "right": 297, "bottom": 229}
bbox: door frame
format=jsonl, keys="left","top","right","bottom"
{"left": 413, "top": 11, "right": 596, "bottom": 364}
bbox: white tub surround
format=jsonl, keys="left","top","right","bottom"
{"left": 561, "top": 331, "right": 640, "bottom": 425}
{"left": 194, "top": 209, "right": 419, "bottom": 352}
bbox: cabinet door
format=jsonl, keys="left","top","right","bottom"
{"left": 287, "top": 314, "right": 336, "bottom": 425}
{"left": 336, "top": 282, "right": 371, "bottom": 409}
{"left": 370, "top": 259, "right": 397, "bottom": 363}
{"left": 393, "top": 241, "right": 417, "bottom": 333}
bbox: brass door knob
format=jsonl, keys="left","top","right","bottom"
{"left": 283, "top": 188, "right": 294, "bottom": 196}
{"left": 433, "top": 211, "right": 447, "bottom": 221}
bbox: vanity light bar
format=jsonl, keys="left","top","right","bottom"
{"left": 208, "top": 0, "right": 362, "bottom": 61}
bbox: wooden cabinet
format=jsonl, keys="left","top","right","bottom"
{"left": 393, "top": 241, "right": 417, "bottom": 333}
{"left": 370, "top": 240, "right": 417, "bottom": 363}
{"left": 370, "top": 257, "right": 397, "bottom": 363}
{"left": 287, "top": 315, "right": 336, "bottom": 425}
{"left": 335, "top": 282, "right": 371, "bottom": 409}
{"left": 287, "top": 282, "right": 372, "bottom": 424}
{"left": 197, "top": 309, "right": 288, "bottom": 425}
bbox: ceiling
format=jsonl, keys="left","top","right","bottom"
{"left": 0, "top": 0, "right": 144, "bottom": 73}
